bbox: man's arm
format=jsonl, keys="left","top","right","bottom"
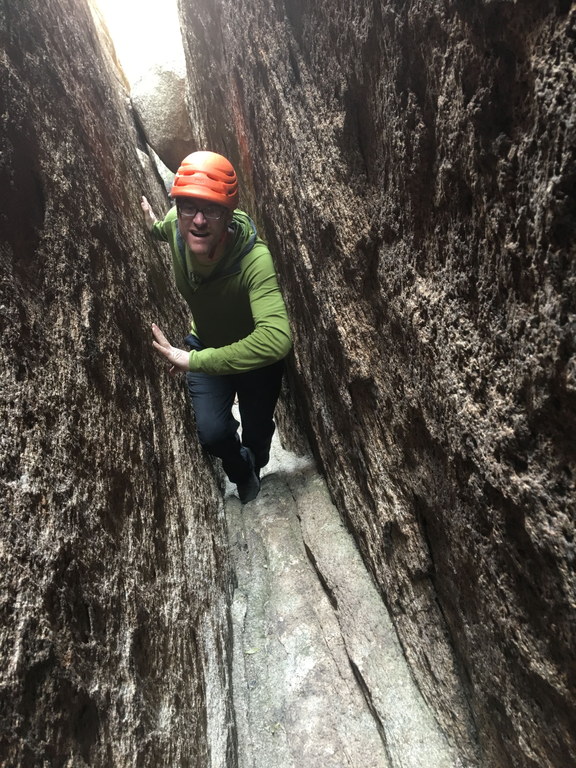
{"left": 141, "top": 195, "right": 175, "bottom": 243}
{"left": 188, "top": 246, "right": 292, "bottom": 375}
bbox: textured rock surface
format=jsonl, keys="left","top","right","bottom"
{"left": 180, "top": 1, "right": 576, "bottom": 766}
{"left": 0, "top": 1, "right": 233, "bottom": 766}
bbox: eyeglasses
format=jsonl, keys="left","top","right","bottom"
{"left": 176, "top": 203, "right": 227, "bottom": 220}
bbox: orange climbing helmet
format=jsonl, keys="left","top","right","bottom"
{"left": 170, "top": 151, "right": 239, "bottom": 209}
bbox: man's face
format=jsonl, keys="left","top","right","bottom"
{"left": 176, "top": 197, "right": 231, "bottom": 264}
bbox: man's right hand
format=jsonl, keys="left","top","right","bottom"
{"left": 151, "top": 324, "right": 190, "bottom": 375}
{"left": 141, "top": 196, "right": 157, "bottom": 231}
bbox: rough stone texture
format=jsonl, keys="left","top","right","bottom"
{"left": 0, "top": 2, "right": 233, "bottom": 766}
{"left": 179, "top": 1, "right": 576, "bottom": 766}
{"left": 227, "top": 433, "right": 469, "bottom": 767}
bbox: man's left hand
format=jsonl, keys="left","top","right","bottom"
{"left": 151, "top": 323, "right": 190, "bottom": 375}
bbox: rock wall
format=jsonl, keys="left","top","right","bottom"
{"left": 0, "top": 1, "right": 234, "bottom": 766}
{"left": 179, "top": 1, "right": 576, "bottom": 766}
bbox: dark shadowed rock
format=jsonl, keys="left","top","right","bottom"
{"left": 0, "top": 1, "right": 234, "bottom": 766}
{"left": 179, "top": 1, "right": 576, "bottom": 766}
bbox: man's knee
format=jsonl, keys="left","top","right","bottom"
{"left": 196, "top": 418, "right": 236, "bottom": 448}
{"left": 202, "top": 432, "right": 244, "bottom": 462}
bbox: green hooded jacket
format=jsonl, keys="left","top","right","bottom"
{"left": 151, "top": 208, "right": 292, "bottom": 375}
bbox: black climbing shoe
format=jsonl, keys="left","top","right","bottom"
{"left": 236, "top": 469, "right": 260, "bottom": 504}
{"left": 237, "top": 447, "right": 260, "bottom": 504}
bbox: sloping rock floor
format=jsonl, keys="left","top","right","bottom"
{"left": 224, "top": 427, "right": 467, "bottom": 768}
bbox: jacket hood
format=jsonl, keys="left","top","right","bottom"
{"left": 225, "top": 210, "right": 258, "bottom": 267}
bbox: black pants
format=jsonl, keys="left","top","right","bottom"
{"left": 185, "top": 337, "right": 284, "bottom": 483}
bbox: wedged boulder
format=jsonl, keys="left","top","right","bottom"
{"left": 178, "top": 1, "right": 576, "bottom": 766}
{"left": 0, "top": 1, "right": 233, "bottom": 766}
{"left": 131, "top": 62, "right": 195, "bottom": 173}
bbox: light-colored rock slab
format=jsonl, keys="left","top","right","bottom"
{"left": 289, "top": 469, "right": 470, "bottom": 768}
{"left": 227, "top": 475, "right": 390, "bottom": 767}
{"left": 226, "top": 435, "right": 469, "bottom": 767}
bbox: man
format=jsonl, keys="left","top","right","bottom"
{"left": 141, "top": 150, "right": 292, "bottom": 503}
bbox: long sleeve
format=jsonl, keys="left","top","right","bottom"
{"left": 188, "top": 245, "right": 292, "bottom": 375}
{"left": 150, "top": 214, "right": 173, "bottom": 242}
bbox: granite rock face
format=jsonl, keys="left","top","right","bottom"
{"left": 179, "top": 1, "right": 576, "bottom": 766}
{"left": 0, "top": 1, "right": 233, "bottom": 766}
